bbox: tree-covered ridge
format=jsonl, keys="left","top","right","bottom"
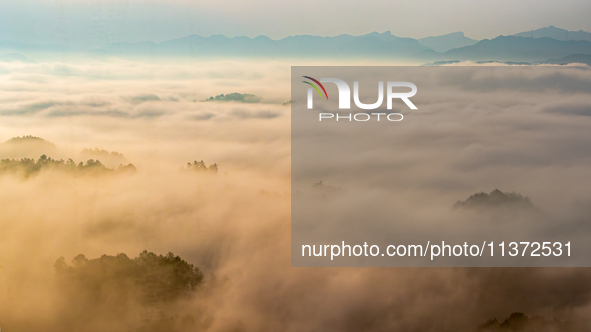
{"left": 453, "top": 189, "right": 533, "bottom": 209}
{"left": 0, "top": 135, "right": 58, "bottom": 159}
{"left": 186, "top": 160, "right": 218, "bottom": 173}
{"left": 204, "top": 92, "right": 260, "bottom": 103}
{"left": 4, "top": 135, "right": 55, "bottom": 146}
{"left": 54, "top": 250, "right": 204, "bottom": 304}
{"left": 53, "top": 251, "right": 208, "bottom": 332}
{"left": 0, "top": 154, "right": 136, "bottom": 178}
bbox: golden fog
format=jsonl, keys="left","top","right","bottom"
{"left": 0, "top": 59, "right": 590, "bottom": 331}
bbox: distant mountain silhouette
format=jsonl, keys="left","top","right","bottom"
{"left": 98, "top": 30, "right": 591, "bottom": 62}
{"left": 2, "top": 26, "right": 591, "bottom": 63}
{"left": 514, "top": 25, "right": 591, "bottom": 42}
{"left": 99, "top": 31, "right": 428, "bottom": 59}
{"left": 541, "top": 53, "right": 591, "bottom": 66}
{"left": 417, "top": 32, "right": 477, "bottom": 53}
{"left": 422, "top": 60, "right": 532, "bottom": 66}
{"left": 438, "top": 36, "right": 591, "bottom": 62}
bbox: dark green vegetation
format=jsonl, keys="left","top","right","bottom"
{"left": 53, "top": 251, "right": 212, "bottom": 332}
{"left": 0, "top": 154, "right": 136, "bottom": 178}
{"left": 453, "top": 189, "right": 533, "bottom": 209}
{"left": 0, "top": 136, "right": 136, "bottom": 177}
{"left": 204, "top": 92, "right": 260, "bottom": 103}
{"left": 186, "top": 160, "right": 218, "bottom": 173}
{"left": 54, "top": 251, "right": 204, "bottom": 304}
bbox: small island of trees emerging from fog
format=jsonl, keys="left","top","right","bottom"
{"left": 0, "top": 136, "right": 223, "bottom": 178}
{"left": 453, "top": 189, "right": 534, "bottom": 209}
{"left": 4, "top": 135, "right": 55, "bottom": 146}
{"left": 0, "top": 154, "right": 137, "bottom": 178}
{"left": 186, "top": 160, "right": 219, "bottom": 173}
{"left": 204, "top": 92, "right": 260, "bottom": 103}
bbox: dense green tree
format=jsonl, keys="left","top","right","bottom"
{"left": 52, "top": 251, "right": 206, "bottom": 332}
{"left": 54, "top": 250, "right": 204, "bottom": 304}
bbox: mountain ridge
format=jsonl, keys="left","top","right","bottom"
{"left": 513, "top": 25, "right": 591, "bottom": 41}
{"left": 418, "top": 31, "right": 478, "bottom": 53}
{"left": 1, "top": 26, "right": 590, "bottom": 63}
{"left": 438, "top": 35, "right": 591, "bottom": 62}
{"left": 100, "top": 31, "right": 428, "bottom": 59}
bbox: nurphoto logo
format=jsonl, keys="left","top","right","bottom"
{"left": 302, "top": 76, "right": 417, "bottom": 121}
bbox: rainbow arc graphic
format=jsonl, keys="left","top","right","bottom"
{"left": 302, "top": 76, "right": 328, "bottom": 100}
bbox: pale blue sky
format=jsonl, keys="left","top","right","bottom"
{"left": 1, "top": 0, "right": 590, "bottom": 47}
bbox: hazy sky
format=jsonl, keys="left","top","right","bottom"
{"left": 0, "top": 0, "right": 590, "bottom": 46}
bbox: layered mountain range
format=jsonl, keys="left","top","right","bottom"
{"left": 1, "top": 26, "right": 590, "bottom": 65}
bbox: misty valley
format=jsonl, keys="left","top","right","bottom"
{"left": 0, "top": 59, "right": 591, "bottom": 332}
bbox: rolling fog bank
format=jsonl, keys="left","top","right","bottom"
{"left": 1, "top": 60, "right": 591, "bottom": 331}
